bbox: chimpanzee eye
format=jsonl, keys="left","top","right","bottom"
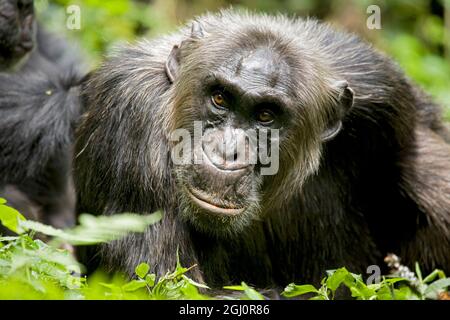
{"left": 17, "top": 0, "right": 33, "bottom": 11}
{"left": 256, "top": 109, "right": 275, "bottom": 125}
{"left": 211, "top": 91, "right": 227, "bottom": 109}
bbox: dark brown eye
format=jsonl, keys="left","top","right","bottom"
{"left": 18, "top": 0, "right": 30, "bottom": 10}
{"left": 211, "top": 91, "right": 227, "bottom": 108}
{"left": 256, "top": 109, "right": 275, "bottom": 124}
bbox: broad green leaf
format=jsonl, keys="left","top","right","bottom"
{"left": 145, "top": 274, "right": 156, "bottom": 287}
{"left": 180, "top": 282, "right": 210, "bottom": 300}
{"left": 376, "top": 286, "right": 395, "bottom": 300}
{"left": 223, "top": 283, "right": 264, "bottom": 300}
{"left": 424, "top": 278, "right": 450, "bottom": 299}
{"left": 350, "top": 284, "right": 376, "bottom": 300}
{"left": 392, "top": 286, "right": 418, "bottom": 300}
{"left": 0, "top": 201, "right": 26, "bottom": 234}
{"left": 135, "top": 263, "right": 150, "bottom": 279}
{"left": 326, "top": 267, "right": 351, "bottom": 291}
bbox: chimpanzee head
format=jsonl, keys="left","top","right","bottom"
{"left": 0, "top": 0, "right": 36, "bottom": 70}
{"left": 165, "top": 17, "right": 354, "bottom": 236}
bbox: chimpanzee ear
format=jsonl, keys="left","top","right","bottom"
{"left": 165, "top": 22, "right": 205, "bottom": 83}
{"left": 165, "top": 44, "right": 181, "bottom": 83}
{"left": 321, "top": 80, "right": 354, "bottom": 142}
{"left": 335, "top": 80, "right": 354, "bottom": 112}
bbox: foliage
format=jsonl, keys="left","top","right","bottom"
{"left": 282, "top": 267, "right": 450, "bottom": 300}
{"left": 35, "top": 0, "right": 154, "bottom": 65}
{"left": 0, "top": 198, "right": 162, "bottom": 299}
{"left": 1, "top": 198, "right": 449, "bottom": 300}
{"left": 0, "top": 198, "right": 256, "bottom": 300}
{"left": 22, "top": 211, "right": 162, "bottom": 246}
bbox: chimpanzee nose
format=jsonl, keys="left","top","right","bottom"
{"left": 202, "top": 127, "right": 252, "bottom": 171}
{"left": 19, "top": 15, "right": 34, "bottom": 49}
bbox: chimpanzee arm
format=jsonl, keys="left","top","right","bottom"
{"left": 398, "top": 126, "right": 450, "bottom": 271}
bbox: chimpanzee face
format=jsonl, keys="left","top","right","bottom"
{"left": 0, "top": 0, "right": 36, "bottom": 70}
{"left": 165, "top": 24, "right": 353, "bottom": 235}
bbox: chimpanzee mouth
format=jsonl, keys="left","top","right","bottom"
{"left": 186, "top": 186, "right": 246, "bottom": 216}
{"left": 15, "top": 42, "right": 33, "bottom": 54}
{"left": 19, "top": 40, "right": 33, "bottom": 51}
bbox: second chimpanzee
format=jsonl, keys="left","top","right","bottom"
{"left": 0, "top": 0, "right": 85, "bottom": 229}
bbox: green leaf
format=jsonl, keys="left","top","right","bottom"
{"left": 21, "top": 220, "right": 67, "bottom": 238}
{"left": 415, "top": 262, "right": 422, "bottom": 282}
{"left": 223, "top": 285, "right": 245, "bottom": 291}
{"left": 182, "top": 275, "right": 210, "bottom": 289}
{"left": 0, "top": 201, "right": 26, "bottom": 234}
{"left": 383, "top": 277, "right": 408, "bottom": 285}
{"left": 392, "top": 286, "right": 419, "bottom": 300}
{"left": 99, "top": 282, "right": 121, "bottom": 291}
{"left": 424, "top": 278, "right": 450, "bottom": 299}
{"left": 223, "top": 283, "right": 264, "bottom": 300}
{"left": 326, "top": 267, "right": 351, "bottom": 291}
{"left": 423, "top": 269, "right": 446, "bottom": 284}
{"left": 122, "top": 280, "right": 147, "bottom": 292}
{"left": 145, "top": 274, "right": 156, "bottom": 287}
{"left": 0, "top": 236, "right": 19, "bottom": 242}
{"left": 241, "top": 282, "right": 264, "bottom": 300}
{"left": 282, "top": 283, "right": 318, "bottom": 298}
{"left": 135, "top": 263, "right": 150, "bottom": 279}
{"left": 23, "top": 211, "right": 162, "bottom": 245}
{"left": 180, "top": 282, "right": 210, "bottom": 300}
{"left": 376, "top": 286, "right": 395, "bottom": 300}
{"left": 349, "top": 284, "right": 376, "bottom": 300}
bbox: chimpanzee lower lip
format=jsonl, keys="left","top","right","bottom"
{"left": 14, "top": 46, "right": 28, "bottom": 55}
{"left": 19, "top": 41, "right": 33, "bottom": 51}
{"left": 186, "top": 186, "right": 245, "bottom": 216}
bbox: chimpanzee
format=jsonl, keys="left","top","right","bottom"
{"left": 0, "top": 0, "right": 85, "bottom": 230}
{"left": 75, "top": 10, "right": 450, "bottom": 288}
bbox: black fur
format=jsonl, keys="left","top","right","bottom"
{"left": 0, "top": 69, "right": 84, "bottom": 228}
{"left": 0, "top": 0, "right": 86, "bottom": 229}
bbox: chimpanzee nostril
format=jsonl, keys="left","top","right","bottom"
{"left": 202, "top": 126, "right": 253, "bottom": 171}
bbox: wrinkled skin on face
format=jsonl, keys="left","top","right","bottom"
{"left": 0, "top": 0, "right": 36, "bottom": 70}
{"left": 166, "top": 23, "right": 354, "bottom": 236}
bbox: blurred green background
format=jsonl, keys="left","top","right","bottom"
{"left": 35, "top": 0, "right": 450, "bottom": 116}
